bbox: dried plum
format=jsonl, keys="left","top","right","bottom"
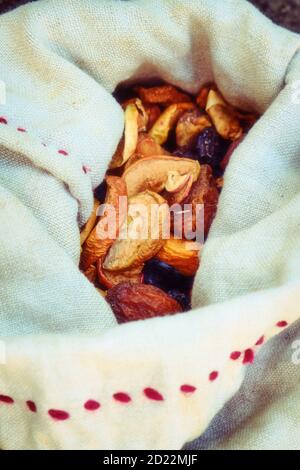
{"left": 196, "top": 127, "right": 229, "bottom": 169}
{"left": 94, "top": 180, "right": 107, "bottom": 202}
{"left": 143, "top": 258, "right": 194, "bottom": 293}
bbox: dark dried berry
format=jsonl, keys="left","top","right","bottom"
{"left": 196, "top": 127, "right": 229, "bottom": 169}
{"left": 143, "top": 259, "right": 194, "bottom": 294}
{"left": 94, "top": 180, "right": 107, "bottom": 202}
{"left": 167, "top": 289, "right": 192, "bottom": 311}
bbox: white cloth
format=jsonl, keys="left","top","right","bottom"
{"left": 0, "top": 0, "right": 299, "bottom": 450}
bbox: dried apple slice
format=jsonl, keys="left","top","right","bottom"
{"left": 149, "top": 102, "right": 196, "bottom": 145}
{"left": 175, "top": 109, "right": 212, "bottom": 149}
{"left": 165, "top": 171, "right": 191, "bottom": 193}
{"left": 135, "top": 84, "right": 191, "bottom": 106}
{"left": 144, "top": 104, "right": 161, "bottom": 130}
{"left": 164, "top": 173, "right": 194, "bottom": 205}
{"left": 103, "top": 191, "right": 169, "bottom": 271}
{"left": 122, "top": 155, "right": 200, "bottom": 197}
{"left": 97, "top": 257, "right": 143, "bottom": 289}
{"left": 80, "top": 199, "right": 100, "bottom": 246}
{"left": 80, "top": 176, "right": 127, "bottom": 270}
{"left": 206, "top": 90, "right": 243, "bottom": 141}
{"left": 157, "top": 238, "right": 201, "bottom": 276}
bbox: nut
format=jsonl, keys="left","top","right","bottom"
{"left": 175, "top": 109, "right": 211, "bottom": 149}
{"left": 157, "top": 238, "right": 201, "bottom": 276}
{"left": 135, "top": 84, "right": 191, "bottom": 106}
{"left": 122, "top": 155, "right": 200, "bottom": 197}
{"left": 206, "top": 90, "right": 243, "bottom": 141}
{"left": 149, "top": 102, "right": 196, "bottom": 145}
{"left": 80, "top": 176, "right": 127, "bottom": 270}
{"left": 106, "top": 282, "right": 182, "bottom": 322}
{"left": 103, "top": 191, "right": 169, "bottom": 271}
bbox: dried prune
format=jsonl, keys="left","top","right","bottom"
{"left": 143, "top": 258, "right": 194, "bottom": 293}
{"left": 196, "top": 127, "right": 229, "bottom": 169}
{"left": 106, "top": 282, "right": 182, "bottom": 322}
{"left": 167, "top": 289, "right": 192, "bottom": 312}
{"left": 94, "top": 180, "right": 107, "bottom": 202}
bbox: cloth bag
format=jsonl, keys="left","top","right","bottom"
{"left": 0, "top": 0, "right": 300, "bottom": 450}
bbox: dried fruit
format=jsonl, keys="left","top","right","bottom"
{"left": 206, "top": 90, "right": 243, "bottom": 141}
{"left": 181, "top": 164, "right": 219, "bottom": 238}
{"left": 196, "top": 85, "right": 212, "bottom": 109}
{"left": 135, "top": 133, "right": 170, "bottom": 158}
{"left": 106, "top": 282, "right": 182, "bottom": 322}
{"left": 167, "top": 289, "right": 192, "bottom": 312}
{"left": 122, "top": 155, "right": 200, "bottom": 197}
{"left": 94, "top": 179, "right": 108, "bottom": 202}
{"left": 175, "top": 109, "right": 211, "bottom": 149}
{"left": 163, "top": 174, "right": 194, "bottom": 205}
{"left": 157, "top": 238, "right": 200, "bottom": 276}
{"left": 80, "top": 176, "right": 127, "bottom": 271}
{"left": 196, "top": 127, "right": 229, "bottom": 169}
{"left": 144, "top": 104, "right": 161, "bottom": 130}
{"left": 97, "top": 257, "right": 143, "bottom": 289}
{"left": 149, "top": 102, "right": 195, "bottom": 145}
{"left": 103, "top": 191, "right": 169, "bottom": 271}
{"left": 135, "top": 84, "right": 191, "bottom": 106}
{"left": 121, "top": 98, "right": 149, "bottom": 132}
{"left": 173, "top": 149, "right": 198, "bottom": 160}
{"left": 84, "top": 264, "right": 98, "bottom": 284}
{"left": 143, "top": 258, "right": 194, "bottom": 294}
{"left": 80, "top": 199, "right": 100, "bottom": 246}
{"left": 220, "top": 135, "right": 244, "bottom": 171}
{"left": 165, "top": 171, "right": 191, "bottom": 193}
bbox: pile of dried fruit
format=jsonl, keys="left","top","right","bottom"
{"left": 80, "top": 83, "right": 257, "bottom": 322}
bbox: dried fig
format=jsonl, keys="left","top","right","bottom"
{"left": 135, "top": 84, "right": 191, "bottom": 106}
{"left": 149, "top": 102, "right": 196, "bottom": 145}
{"left": 122, "top": 155, "right": 200, "bottom": 197}
{"left": 206, "top": 90, "right": 243, "bottom": 141}
{"left": 175, "top": 109, "right": 211, "bottom": 149}
{"left": 157, "top": 238, "right": 200, "bottom": 276}
{"left": 103, "top": 191, "right": 169, "bottom": 271}
{"left": 97, "top": 257, "right": 143, "bottom": 289}
{"left": 106, "top": 282, "right": 182, "bottom": 322}
{"left": 80, "top": 176, "right": 127, "bottom": 270}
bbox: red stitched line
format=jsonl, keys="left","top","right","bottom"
{"left": 113, "top": 392, "right": 131, "bottom": 403}
{"left": 0, "top": 117, "right": 8, "bottom": 124}
{"left": 0, "top": 394, "right": 14, "bottom": 404}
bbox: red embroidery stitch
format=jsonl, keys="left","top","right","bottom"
{"left": 209, "top": 371, "right": 219, "bottom": 381}
{"left": 230, "top": 351, "right": 241, "bottom": 360}
{"left": 26, "top": 401, "right": 37, "bottom": 413}
{"left": 82, "top": 165, "right": 91, "bottom": 174}
{"left": 277, "top": 321, "right": 288, "bottom": 328}
{"left": 0, "top": 117, "right": 8, "bottom": 124}
{"left": 58, "top": 149, "right": 68, "bottom": 156}
{"left": 243, "top": 348, "right": 255, "bottom": 364}
{"left": 0, "top": 395, "right": 14, "bottom": 404}
{"left": 255, "top": 336, "right": 264, "bottom": 346}
{"left": 113, "top": 392, "right": 131, "bottom": 403}
{"left": 84, "top": 400, "right": 101, "bottom": 411}
{"left": 48, "top": 409, "right": 70, "bottom": 420}
{"left": 17, "top": 127, "right": 26, "bottom": 132}
{"left": 180, "top": 384, "right": 197, "bottom": 393}
{"left": 144, "top": 388, "right": 164, "bottom": 401}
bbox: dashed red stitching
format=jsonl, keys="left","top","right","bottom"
{"left": 48, "top": 409, "right": 70, "bottom": 421}
{"left": 243, "top": 348, "right": 255, "bottom": 365}
{"left": 255, "top": 336, "right": 264, "bottom": 346}
{"left": 82, "top": 165, "right": 91, "bottom": 174}
{"left": 84, "top": 400, "right": 101, "bottom": 411}
{"left": 209, "top": 371, "right": 219, "bottom": 382}
{"left": 230, "top": 351, "right": 241, "bottom": 360}
{"left": 0, "top": 394, "right": 14, "bottom": 404}
{"left": 180, "top": 384, "right": 197, "bottom": 393}
{"left": 17, "top": 127, "right": 26, "bottom": 133}
{"left": 0, "top": 117, "right": 8, "bottom": 124}
{"left": 26, "top": 400, "right": 37, "bottom": 413}
{"left": 113, "top": 392, "right": 131, "bottom": 403}
{"left": 58, "top": 149, "right": 69, "bottom": 156}
{"left": 277, "top": 321, "right": 288, "bottom": 328}
{"left": 144, "top": 388, "right": 164, "bottom": 401}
